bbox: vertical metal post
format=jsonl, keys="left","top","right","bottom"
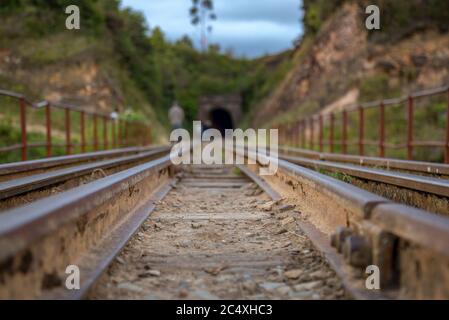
{"left": 310, "top": 117, "right": 314, "bottom": 150}
{"left": 118, "top": 120, "right": 122, "bottom": 148}
{"left": 379, "top": 102, "right": 385, "bottom": 158}
{"left": 93, "top": 114, "right": 98, "bottom": 151}
{"left": 319, "top": 115, "right": 324, "bottom": 152}
{"left": 103, "top": 116, "right": 108, "bottom": 150}
{"left": 295, "top": 122, "right": 299, "bottom": 147}
{"left": 148, "top": 126, "right": 152, "bottom": 145}
{"left": 112, "top": 120, "right": 117, "bottom": 149}
{"left": 80, "top": 111, "right": 86, "bottom": 153}
{"left": 65, "top": 108, "right": 71, "bottom": 155}
{"left": 446, "top": 89, "right": 449, "bottom": 164}
{"left": 330, "top": 113, "right": 335, "bottom": 153}
{"left": 279, "top": 125, "right": 285, "bottom": 146}
{"left": 46, "top": 103, "right": 52, "bottom": 157}
{"left": 407, "top": 96, "right": 414, "bottom": 160}
{"left": 359, "top": 106, "right": 364, "bottom": 156}
{"left": 342, "top": 110, "right": 348, "bottom": 154}
{"left": 141, "top": 123, "right": 146, "bottom": 146}
{"left": 19, "top": 98, "right": 27, "bottom": 161}
{"left": 125, "top": 120, "right": 129, "bottom": 147}
{"left": 301, "top": 120, "right": 306, "bottom": 149}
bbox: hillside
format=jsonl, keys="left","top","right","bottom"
{"left": 252, "top": 1, "right": 449, "bottom": 127}
{"left": 0, "top": 0, "right": 275, "bottom": 148}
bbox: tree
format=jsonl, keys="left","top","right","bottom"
{"left": 189, "top": 0, "right": 217, "bottom": 52}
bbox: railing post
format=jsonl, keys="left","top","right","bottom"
{"left": 93, "top": 114, "right": 98, "bottom": 151}
{"left": 141, "top": 123, "right": 146, "bottom": 146}
{"left": 379, "top": 102, "right": 385, "bottom": 158}
{"left": 80, "top": 111, "right": 86, "bottom": 153}
{"left": 330, "top": 113, "right": 335, "bottom": 153}
{"left": 310, "top": 117, "right": 314, "bottom": 150}
{"left": 295, "top": 120, "right": 301, "bottom": 148}
{"left": 319, "top": 115, "right": 323, "bottom": 152}
{"left": 283, "top": 124, "right": 288, "bottom": 146}
{"left": 148, "top": 126, "right": 152, "bottom": 145}
{"left": 294, "top": 121, "right": 299, "bottom": 147}
{"left": 46, "top": 103, "right": 52, "bottom": 157}
{"left": 279, "top": 124, "right": 285, "bottom": 145}
{"left": 407, "top": 96, "right": 414, "bottom": 160}
{"left": 112, "top": 119, "right": 117, "bottom": 149}
{"left": 65, "top": 108, "right": 71, "bottom": 155}
{"left": 19, "top": 98, "right": 27, "bottom": 161}
{"left": 103, "top": 116, "right": 108, "bottom": 150}
{"left": 291, "top": 123, "right": 294, "bottom": 146}
{"left": 118, "top": 120, "right": 122, "bottom": 148}
{"left": 125, "top": 120, "right": 129, "bottom": 147}
{"left": 301, "top": 120, "right": 306, "bottom": 149}
{"left": 446, "top": 89, "right": 449, "bottom": 164}
{"left": 359, "top": 106, "right": 364, "bottom": 156}
{"left": 342, "top": 110, "right": 348, "bottom": 154}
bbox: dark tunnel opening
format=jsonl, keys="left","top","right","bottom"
{"left": 209, "top": 108, "right": 234, "bottom": 135}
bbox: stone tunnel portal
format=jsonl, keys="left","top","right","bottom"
{"left": 199, "top": 94, "right": 242, "bottom": 136}
{"left": 210, "top": 108, "right": 234, "bottom": 135}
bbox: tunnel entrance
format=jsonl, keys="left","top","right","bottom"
{"left": 210, "top": 108, "right": 234, "bottom": 135}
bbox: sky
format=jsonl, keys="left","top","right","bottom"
{"left": 121, "top": 0, "right": 303, "bottom": 58}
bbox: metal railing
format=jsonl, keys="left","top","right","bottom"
{"left": 0, "top": 89, "right": 152, "bottom": 161}
{"left": 278, "top": 84, "right": 449, "bottom": 163}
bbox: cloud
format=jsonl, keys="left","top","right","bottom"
{"left": 121, "top": 0, "right": 303, "bottom": 57}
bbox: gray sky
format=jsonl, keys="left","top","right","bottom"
{"left": 121, "top": 0, "right": 303, "bottom": 58}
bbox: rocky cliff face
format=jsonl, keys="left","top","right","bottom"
{"left": 252, "top": 3, "right": 449, "bottom": 127}
{"left": 0, "top": 47, "right": 125, "bottom": 112}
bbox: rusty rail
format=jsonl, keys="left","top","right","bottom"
{"left": 0, "top": 89, "right": 153, "bottom": 162}
{"left": 0, "top": 146, "right": 170, "bottom": 202}
{"left": 280, "top": 146, "right": 449, "bottom": 176}
{"left": 278, "top": 84, "right": 449, "bottom": 163}
{"left": 238, "top": 146, "right": 449, "bottom": 299}
{"left": 280, "top": 154, "right": 449, "bottom": 198}
{"left": 0, "top": 153, "right": 174, "bottom": 299}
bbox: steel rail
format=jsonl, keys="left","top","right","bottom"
{"left": 280, "top": 146, "right": 449, "bottom": 175}
{"left": 280, "top": 154, "right": 449, "bottom": 198}
{"left": 237, "top": 146, "right": 449, "bottom": 299}
{"left": 0, "top": 145, "right": 165, "bottom": 177}
{"left": 0, "top": 146, "right": 170, "bottom": 201}
{"left": 0, "top": 153, "right": 175, "bottom": 299}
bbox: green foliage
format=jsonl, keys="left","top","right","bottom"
{"left": 365, "top": 0, "right": 449, "bottom": 42}
{"left": 1, "top": 0, "right": 282, "bottom": 137}
{"left": 302, "top": 0, "right": 345, "bottom": 35}
{"left": 302, "top": 0, "right": 449, "bottom": 41}
{"left": 359, "top": 75, "right": 394, "bottom": 101}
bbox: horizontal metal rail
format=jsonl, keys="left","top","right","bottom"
{"left": 238, "top": 146, "right": 449, "bottom": 299}
{"left": 280, "top": 154, "right": 449, "bottom": 198}
{"left": 0, "top": 89, "right": 153, "bottom": 161}
{"left": 0, "top": 145, "right": 166, "bottom": 178}
{"left": 0, "top": 153, "right": 174, "bottom": 299}
{"left": 0, "top": 146, "right": 170, "bottom": 201}
{"left": 280, "top": 146, "right": 449, "bottom": 175}
{"left": 278, "top": 83, "right": 449, "bottom": 163}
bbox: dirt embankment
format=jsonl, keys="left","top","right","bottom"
{"left": 252, "top": 3, "right": 449, "bottom": 127}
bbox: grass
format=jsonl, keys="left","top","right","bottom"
{"left": 16, "top": 34, "right": 96, "bottom": 65}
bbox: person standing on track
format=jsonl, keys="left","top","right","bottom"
{"left": 168, "top": 101, "right": 185, "bottom": 131}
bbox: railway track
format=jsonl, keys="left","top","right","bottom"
{"left": 0, "top": 146, "right": 170, "bottom": 211}
{"left": 89, "top": 165, "right": 345, "bottom": 300}
{"left": 276, "top": 147, "right": 449, "bottom": 216}
{"left": 280, "top": 146, "right": 449, "bottom": 176}
{"left": 0, "top": 146, "right": 163, "bottom": 181}
{"left": 1, "top": 145, "right": 449, "bottom": 299}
